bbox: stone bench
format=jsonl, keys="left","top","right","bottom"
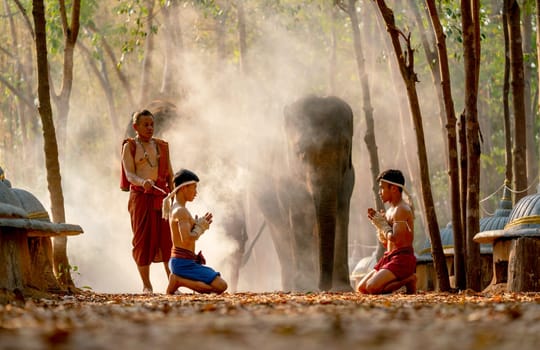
{"left": 1, "top": 183, "right": 83, "bottom": 297}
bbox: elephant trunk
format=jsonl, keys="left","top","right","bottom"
{"left": 313, "top": 183, "right": 339, "bottom": 291}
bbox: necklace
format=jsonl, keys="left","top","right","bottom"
{"left": 136, "top": 137, "right": 158, "bottom": 168}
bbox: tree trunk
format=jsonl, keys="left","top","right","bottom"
{"left": 32, "top": 0, "right": 69, "bottom": 290}
{"left": 425, "top": 0, "right": 465, "bottom": 291}
{"left": 521, "top": 3, "right": 538, "bottom": 190}
{"left": 461, "top": 0, "right": 482, "bottom": 291}
{"left": 506, "top": 0, "right": 528, "bottom": 202}
{"left": 53, "top": 0, "right": 81, "bottom": 148}
{"left": 345, "top": 0, "right": 383, "bottom": 210}
{"left": 160, "top": 2, "right": 180, "bottom": 98}
{"left": 77, "top": 41, "right": 120, "bottom": 138}
{"left": 236, "top": 0, "right": 248, "bottom": 75}
{"left": 370, "top": 0, "right": 427, "bottom": 258}
{"left": 54, "top": 0, "right": 82, "bottom": 289}
{"left": 328, "top": 5, "right": 338, "bottom": 94}
{"left": 86, "top": 23, "right": 136, "bottom": 108}
{"left": 536, "top": 0, "right": 540, "bottom": 184}
{"left": 502, "top": 2, "right": 513, "bottom": 188}
{"left": 408, "top": 0, "right": 448, "bottom": 160}
{"left": 374, "top": 0, "right": 450, "bottom": 292}
{"left": 345, "top": 0, "right": 384, "bottom": 259}
{"left": 139, "top": 0, "right": 155, "bottom": 105}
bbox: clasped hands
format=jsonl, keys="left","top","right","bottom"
{"left": 367, "top": 208, "right": 392, "bottom": 244}
{"left": 191, "top": 212, "right": 213, "bottom": 237}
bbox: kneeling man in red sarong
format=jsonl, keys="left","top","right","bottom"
{"left": 357, "top": 169, "right": 417, "bottom": 294}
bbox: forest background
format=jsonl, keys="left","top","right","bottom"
{"left": 0, "top": 0, "right": 538, "bottom": 294}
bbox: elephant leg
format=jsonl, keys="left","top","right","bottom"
{"left": 332, "top": 169, "right": 355, "bottom": 292}
{"left": 290, "top": 206, "right": 318, "bottom": 292}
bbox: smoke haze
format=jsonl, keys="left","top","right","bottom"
{"left": 7, "top": 3, "right": 442, "bottom": 294}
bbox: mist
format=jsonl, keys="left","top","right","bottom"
{"left": 9, "top": 3, "right": 444, "bottom": 294}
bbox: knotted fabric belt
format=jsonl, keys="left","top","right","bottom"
{"left": 171, "top": 246, "right": 206, "bottom": 265}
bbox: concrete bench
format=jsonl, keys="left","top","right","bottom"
{"left": 474, "top": 228, "right": 540, "bottom": 292}
{"left": 474, "top": 193, "right": 540, "bottom": 292}
{"left": 1, "top": 183, "right": 83, "bottom": 297}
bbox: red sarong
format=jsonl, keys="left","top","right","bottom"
{"left": 374, "top": 246, "right": 416, "bottom": 280}
{"left": 128, "top": 187, "right": 172, "bottom": 265}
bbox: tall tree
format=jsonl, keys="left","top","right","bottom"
{"left": 521, "top": 1, "right": 538, "bottom": 192}
{"left": 425, "top": 0, "right": 465, "bottom": 291}
{"left": 461, "top": 0, "right": 482, "bottom": 291}
{"left": 408, "top": 0, "right": 448, "bottom": 160}
{"left": 51, "top": 0, "right": 81, "bottom": 147}
{"left": 235, "top": 0, "right": 248, "bottom": 75}
{"left": 32, "top": 0, "right": 73, "bottom": 288}
{"left": 160, "top": 1, "right": 182, "bottom": 98}
{"left": 85, "top": 22, "right": 136, "bottom": 110}
{"left": 138, "top": 0, "right": 155, "bottom": 105}
{"left": 52, "top": 0, "right": 81, "bottom": 288}
{"left": 506, "top": 0, "right": 528, "bottom": 203}
{"left": 536, "top": 0, "right": 540, "bottom": 181}
{"left": 338, "top": 0, "right": 384, "bottom": 259}
{"left": 77, "top": 41, "right": 121, "bottom": 137}
{"left": 502, "top": 1, "right": 513, "bottom": 189}
{"left": 373, "top": 0, "right": 450, "bottom": 291}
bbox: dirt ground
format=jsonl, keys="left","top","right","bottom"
{"left": 1, "top": 290, "right": 540, "bottom": 350}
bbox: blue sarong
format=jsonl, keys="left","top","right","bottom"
{"left": 169, "top": 257, "right": 220, "bottom": 285}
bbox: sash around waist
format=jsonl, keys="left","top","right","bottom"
{"left": 171, "top": 246, "right": 206, "bottom": 265}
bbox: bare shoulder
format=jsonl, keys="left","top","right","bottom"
{"left": 122, "top": 139, "right": 136, "bottom": 158}
{"left": 171, "top": 204, "right": 192, "bottom": 222}
{"left": 393, "top": 202, "right": 413, "bottom": 221}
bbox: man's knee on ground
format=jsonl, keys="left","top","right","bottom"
{"left": 213, "top": 277, "right": 227, "bottom": 294}
{"left": 364, "top": 279, "right": 385, "bottom": 294}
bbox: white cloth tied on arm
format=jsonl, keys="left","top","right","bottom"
{"left": 370, "top": 211, "right": 393, "bottom": 237}
{"left": 190, "top": 216, "right": 210, "bottom": 237}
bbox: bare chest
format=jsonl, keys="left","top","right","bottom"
{"left": 134, "top": 140, "right": 160, "bottom": 169}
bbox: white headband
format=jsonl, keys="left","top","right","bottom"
{"left": 161, "top": 180, "right": 198, "bottom": 219}
{"left": 380, "top": 178, "right": 414, "bottom": 216}
{"left": 380, "top": 178, "right": 405, "bottom": 189}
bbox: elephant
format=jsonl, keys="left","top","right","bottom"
{"left": 252, "top": 95, "right": 355, "bottom": 292}
{"left": 123, "top": 97, "right": 355, "bottom": 292}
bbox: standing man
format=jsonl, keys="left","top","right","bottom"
{"left": 122, "top": 109, "right": 174, "bottom": 294}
